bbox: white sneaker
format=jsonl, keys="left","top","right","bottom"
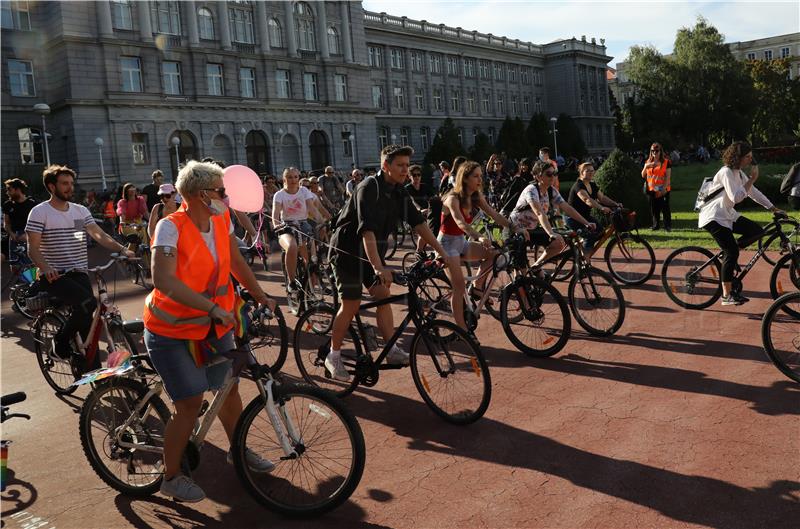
{"left": 160, "top": 474, "right": 206, "bottom": 503}
{"left": 324, "top": 353, "right": 350, "bottom": 381}
{"left": 227, "top": 448, "right": 275, "bottom": 473}
{"left": 386, "top": 345, "right": 410, "bottom": 366}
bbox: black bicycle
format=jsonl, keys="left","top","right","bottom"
{"left": 276, "top": 224, "right": 336, "bottom": 315}
{"left": 662, "top": 214, "right": 800, "bottom": 309}
{"left": 293, "top": 258, "right": 491, "bottom": 425}
{"left": 761, "top": 290, "right": 800, "bottom": 383}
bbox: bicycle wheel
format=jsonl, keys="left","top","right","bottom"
{"left": 250, "top": 306, "right": 289, "bottom": 374}
{"left": 401, "top": 251, "right": 420, "bottom": 274}
{"left": 233, "top": 384, "right": 366, "bottom": 517}
{"left": 384, "top": 229, "right": 400, "bottom": 260}
{"left": 759, "top": 220, "right": 800, "bottom": 266}
{"left": 10, "top": 282, "right": 37, "bottom": 320}
{"left": 568, "top": 266, "right": 626, "bottom": 336}
{"left": 604, "top": 233, "right": 656, "bottom": 286}
{"left": 501, "top": 276, "right": 571, "bottom": 357}
{"left": 409, "top": 319, "right": 491, "bottom": 424}
{"left": 34, "top": 311, "right": 80, "bottom": 395}
{"left": 293, "top": 304, "right": 361, "bottom": 397}
{"left": 79, "top": 378, "right": 169, "bottom": 495}
{"left": 661, "top": 246, "right": 722, "bottom": 309}
{"left": 769, "top": 252, "right": 800, "bottom": 312}
{"left": 484, "top": 268, "right": 512, "bottom": 321}
{"left": 761, "top": 291, "right": 800, "bottom": 383}
{"left": 539, "top": 250, "right": 574, "bottom": 282}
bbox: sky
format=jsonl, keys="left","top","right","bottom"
{"left": 361, "top": 0, "right": 800, "bottom": 66}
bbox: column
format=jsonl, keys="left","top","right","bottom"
{"left": 405, "top": 48, "right": 413, "bottom": 116}
{"left": 218, "top": 1, "right": 232, "bottom": 50}
{"left": 97, "top": 0, "right": 114, "bottom": 38}
{"left": 185, "top": 0, "right": 199, "bottom": 46}
{"left": 137, "top": 1, "right": 153, "bottom": 42}
{"left": 316, "top": 1, "right": 329, "bottom": 59}
{"left": 340, "top": 1, "right": 353, "bottom": 63}
{"left": 255, "top": 0, "right": 270, "bottom": 54}
{"left": 284, "top": 1, "right": 298, "bottom": 57}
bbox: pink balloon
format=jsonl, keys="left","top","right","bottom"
{"left": 223, "top": 165, "right": 264, "bottom": 213}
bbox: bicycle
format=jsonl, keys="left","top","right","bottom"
{"left": 761, "top": 290, "right": 800, "bottom": 383}
{"left": 2, "top": 241, "right": 40, "bottom": 319}
{"left": 31, "top": 254, "right": 143, "bottom": 395}
{"left": 293, "top": 258, "right": 491, "bottom": 425}
{"left": 77, "top": 296, "right": 364, "bottom": 517}
{"left": 118, "top": 221, "right": 151, "bottom": 289}
{"left": 758, "top": 217, "right": 800, "bottom": 266}
{"left": 661, "top": 214, "right": 800, "bottom": 309}
{"left": 1, "top": 392, "right": 30, "bottom": 493}
{"left": 276, "top": 223, "right": 335, "bottom": 315}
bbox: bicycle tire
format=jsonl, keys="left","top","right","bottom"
{"left": 293, "top": 304, "right": 362, "bottom": 397}
{"left": 500, "top": 276, "right": 571, "bottom": 357}
{"left": 661, "top": 246, "right": 722, "bottom": 309}
{"left": 759, "top": 220, "right": 800, "bottom": 266}
{"left": 484, "top": 268, "right": 512, "bottom": 321}
{"left": 761, "top": 291, "right": 800, "bottom": 383}
{"left": 769, "top": 252, "right": 800, "bottom": 315}
{"left": 568, "top": 266, "right": 626, "bottom": 336}
{"left": 409, "top": 319, "right": 491, "bottom": 425}
{"left": 250, "top": 305, "right": 289, "bottom": 374}
{"left": 604, "top": 233, "right": 656, "bottom": 286}
{"left": 539, "top": 250, "right": 574, "bottom": 282}
{"left": 233, "top": 384, "right": 366, "bottom": 517}
{"left": 79, "top": 378, "right": 169, "bottom": 495}
{"left": 34, "top": 311, "right": 80, "bottom": 395}
{"left": 10, "top": 282, "right": 37, "bottom": 320}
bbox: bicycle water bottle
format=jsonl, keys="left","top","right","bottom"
{"left": 363, "top": 323, "right": 379, "bottom": 351}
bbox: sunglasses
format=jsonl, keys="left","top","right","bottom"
{"left": 543, "top": 171, "right": 555, "bottom": 177}
{"left": 412, "top": 173, "right": 421, "bottom": 177}
{"left": 160, "top": 193, "right": 174, "bottom": 198}
{"left": 651, "top": 149, "right": 660, "bottom": 152}
{"left": 203, "top": 187, "right": 226, "bottom": 197}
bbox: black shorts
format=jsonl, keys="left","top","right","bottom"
{"left": 332, "top": 255, "right": 378, "bottom": 301}
{"left": 527, "top": 227, "right": 553, "bottom": 247}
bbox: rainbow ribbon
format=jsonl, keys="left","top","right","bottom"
{"left": 233, "top": 296, "right": 249, "bottom": 340}
{"left": 1, "top": 441, "right": 9, "bottom": 492}
{"left": 188, "top": 339, "right": 218, "bottom": 368}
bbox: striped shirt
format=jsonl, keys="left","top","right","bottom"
{"left": 26, "top": 202, "right": 95, "bottom": 271}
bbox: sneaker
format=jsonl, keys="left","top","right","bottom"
{"left": 160, "top": 474, "right": 206, "bottom": 503}
{"left": 386, "top": 345, "right": 410, "bottom": 366}
{"left": 721, "top": 293, "right": 749, "bottom": 306}
{"left": 287, "top": 280, "right": 298, "bottom": 294}
{"left": 227, "top": 448, "right": 275, "bottom": 473}
{"left": 324, "top": 353, "right": 351, "bottom": 381}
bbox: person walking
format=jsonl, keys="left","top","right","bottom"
{"left": 641, "top": 142, "right": 672, "bottom": 231}
{"left": 141, "top": 170, "right": 164, "bottom": 211}
{"left": 3, "top": 178, "right": 37, "bottom": 247}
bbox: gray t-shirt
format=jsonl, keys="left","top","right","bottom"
{"left": 25, "top": 202, "right": 95, "bottom": 271}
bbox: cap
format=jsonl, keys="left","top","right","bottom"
{"left": 157, "top": 183, "right": 176, "bottom": 195}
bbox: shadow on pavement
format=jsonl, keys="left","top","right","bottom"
{"left": 1, "top": 468, "right": 38, "bottom": 521}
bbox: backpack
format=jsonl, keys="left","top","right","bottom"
{"left": 501, "top": 183, "right": 555, "bottom": 218}
{"left": 779, "top": 163, "right": 800, "bottom": 195}
{"left": 694, "top": 176, "right": 725, "bottom": 212}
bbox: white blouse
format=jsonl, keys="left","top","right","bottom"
{"left": 698, "top": 166, "right": 773, "bottom": 230}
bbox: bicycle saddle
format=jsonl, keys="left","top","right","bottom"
{"left": 122, "top": 320, "right": 145, "bottom": 334}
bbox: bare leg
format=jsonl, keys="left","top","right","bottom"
{"left": 163, "top": 395, "right": 204, "bottom": 479}
{"left": 279, "top": 234, "right": 298, "bottom": 283}
{"left": 443, "top": 255, "right": 468, "bottom": 330}
{"left": 367, "top": 284, "right": 394, "bottom": 341}
{"left": 217, "top": 384, "right": 243, "bottom": 444}
{"left": 532, "top": 236, "right": 566, "bottom": 268}
{"left": 331, "top": 298, "right": 361, "bottom": 350}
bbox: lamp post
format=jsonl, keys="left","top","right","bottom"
{"left": 170, "top": 136, "right": 180, "bottom": 182}
{"left": 94, "top": 137, "right": 107, "bottom": 191}
{"left": 549, "top": 117, "right": 559, "bottom": 159}
{"left": 348, "top": 133, "right": 356, "bottom": 169}
{"left": 33, "top": 103, "right": 51, "bottom": 165}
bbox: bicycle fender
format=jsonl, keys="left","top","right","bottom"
{"left": 71, "top": 361, "right": 135, "bottom": 387}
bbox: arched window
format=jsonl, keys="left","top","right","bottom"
{"left": 327, "top": 26, "right": 340, "bottom": 54}
{"left": 18, "top": 126, "right": 44, "bottom": 164}
{"left": 294, "top": 2, "right": 315, "bottom": 51}
{"left": 268, "top": 18, "right": 283, "bottom": 47}
{"left": 197, "top": 7, "right": 214, "bottom": 39}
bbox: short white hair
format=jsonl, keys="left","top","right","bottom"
{"left": 176, "top": 160, "right": 223, "bottom": 198}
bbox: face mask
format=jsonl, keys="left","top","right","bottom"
{"left": 222, "top": 196, "right": 230, "bottom": 208}
{"left": 202, "top": 192, "right": 226, "bottom": 216}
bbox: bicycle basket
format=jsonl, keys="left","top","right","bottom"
{"left": 24, "top": 291, "right": 50, "bottom": 312}
{"left": 612, "top": 209, "right": 636, "bottom": 232}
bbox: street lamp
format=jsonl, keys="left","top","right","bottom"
{"left": 170, "top": 136, "right": 181, "bottom": 182}
{"left": 549, "top": 117, "right": 559, "bottom": 159}
{"left": 33, "top": 103, "right": 51, "bottom": 165}
{"left": 94, "top": 137, "right": 107, "bottom": 191}
{"left": 348, "top": 133, "right": 356, "bottom": 169}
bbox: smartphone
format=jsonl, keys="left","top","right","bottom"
{"left": 751, "top": 157, "right": 758, "bottom": 166}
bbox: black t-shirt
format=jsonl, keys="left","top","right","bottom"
{"left": 141, "top": 183, "right": 159, "bottom": 211}
{"left": 3, "top": 197, "right": 37, "bottom": 233}
{"left": 405, "top": 182, "right": 434, "bottom": 211}
{"left": 330, "top": 173, "right": 425, "bottom": 264}
{"left": 568, "top": 180, "right": 599, "bottom": 219}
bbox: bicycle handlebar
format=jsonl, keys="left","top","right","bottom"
{"left": 1, "top": 392, "right": 26, "bottom": 407}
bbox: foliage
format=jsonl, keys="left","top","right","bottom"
{"left": 593, "top": 149, "right": 648, "bottom": 221}
{"left": 752, "top": 145, "right": 800, "bottom": 164}
{"left": 555, "top": 113, "right": 587, "bottom": 159}
{"left": 495, "top": 117, "right": 530, "bottom": 159}
{"left": 609, "top": 89, "right": 632, "bottom": 152}
{"left": 423, "top": 118, "right": 464, "bottom": 167}
{"left": 745, "top": 58, "right": 800, "bottom": 146}
{"left": 468, "top": 132, "right": 494, "bottom": 163}
{"left": 526, "top": 113, "right": 552, "bottom": 153}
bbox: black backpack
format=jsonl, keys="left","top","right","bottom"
{"left": 779, "top": 163, "right": 800, "bottom": 195}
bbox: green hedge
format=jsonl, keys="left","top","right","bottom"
{"left": 593, "top": 149, "right": 649, "bottom": 226}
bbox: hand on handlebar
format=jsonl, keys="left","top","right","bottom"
{"left": 375, "top": 267, "right": 393, "bottom": 288}
{"left": 479, "top": 236, "right": 492, "bottom": 249}
{"left": 773, "top": 209, "right": 788, "bottom": 219}
{"left": 586, "top": 222, "right": 597, "bottom": 232}
{"left": 209, "top": 305, "right": 235, "bottom": 327}
{"left": 253, "top": 291, "right": 277, "bottom": 312}
{"left": 122, "top": 249, "right": 136, "bottom": 259}
{"left": 42, "top": 267, "right": 60, "bottom": 282}
{"left": 601, "top": 206, "right": 611, "bottom": 214}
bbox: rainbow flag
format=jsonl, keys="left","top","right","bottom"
{"left": 233, "top": 296, "right": 248, "bottom": 340}
{"left": 188, "top": 339, "right": 218, "bottom": 368}
{"left": 1, "top": 441, "right": 9, "bottom": 491}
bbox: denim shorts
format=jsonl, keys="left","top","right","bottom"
{"left": 144, "top": 329, "right": 234, "bottom": 402}
{"left": 437, "top": 233, "right": 470, "bottom": 257}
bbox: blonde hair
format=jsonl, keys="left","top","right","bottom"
{"left": 450, "top": 160, "right": 482, "bottom": 211}
{"left": 578, "top": 162, "right": 595, "bottom": 176}
{"left": 175, "top": 160, "right": 223, "bottom": 198}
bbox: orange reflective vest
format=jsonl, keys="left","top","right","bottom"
{"left": 645, "top": 160, "right": 671, "bottom": 192}
{"left": 143, "top": 209, "right": 235, "bottom": 340}
{"left": 103, "top": 200, "right": 116, "bottom": 219}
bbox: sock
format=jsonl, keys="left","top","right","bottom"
{"left": 328, "top": 348, "right": 341, "bottom": 360}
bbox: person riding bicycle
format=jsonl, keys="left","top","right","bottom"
{"left": 698, "top": 141, "right": 784, "bottom": 306}
{"left": 325, "top": 144, "right": 451, "bottom": 381}
{"left": 566, "top": 162, "right": 622, "bottom": 259}
{"left": 3, "top": 178, "right": 36, "bottom": 262}
{"left": 26, "top": 165, "right": 135, "bottom": 365}
{"left": 145, "top": 160, "right": 277, "bottom": 503}
{"left": 117, "top": 182, "right": 149, "bottom": 251}
{"left": 147, "top": 183, "right": 178, "bottom": 240}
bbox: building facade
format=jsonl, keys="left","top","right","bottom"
{"left": 2, "top": 1, "right": 614, "bottom": 190}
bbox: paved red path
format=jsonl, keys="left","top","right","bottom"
{"left": 1, "top": 249, "right": 798, "bottom": 529}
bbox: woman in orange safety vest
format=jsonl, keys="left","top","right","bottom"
{"left": 641, "top": 142, "right": 672, "bottom": 231}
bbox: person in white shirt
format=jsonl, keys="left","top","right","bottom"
{"left": 698, "top": 141, "right": 784, "bottom": 306}
{"left": 345, "top": 169, "right": 363, "bottom": 197}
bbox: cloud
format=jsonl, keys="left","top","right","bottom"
{"left": 362, "top": 1, "right": 799, "bottom": 64}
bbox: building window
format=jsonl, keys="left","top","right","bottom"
{"left": 586, "top": 125, "right": 592, "bottom": 145}
{"left": 378, "top": 126, "right": 389, "bottom": 149}
{"left": 411, "top": 51, "right": 423, "bottom": 72}
{"left": 111, "top": 0, "right": 133, "bottom": 30}
{"left": 590, "top": 93, "right": 596, "bottom": 111}
{"left": 596, "top": 124, "right": 603, "bottom": 145}
{"left": 268, "top": 18, "right": 283, "bottom": 47}
{"left": 328, "top": 26, "right": 341, "bottom": 54}
{"left": 580, "top": 94, "right": 585, "bottom": 112}
{"left": 131, "top": 133, "right": 149, "bottom": 165}
{"left": 276, "top": 69, "right": 291, "bottom": 98}
{"left": 521, "top": 67, "right": 530, "bottom": 84}
{"left": 229, "top": 3, "right": 254, "bottom": 44}
{"left": 162, "top": 61, "right": 182, "bottom": 95}
{"left": 390, "top": 48, "right": 405, "bottom": 69}
{"left": 746, "top": 52, "right": 756, "bottom": 60}
{"left": 393, "top": 85, "right": 406, "bottom": 110}
{"left": 508, "top": 66, "right": 517, "bottom": 82}
{"left": 17, "top": 127, "right": 43, "bottom": 164}
{"left": 523, "top": 96, "right": 530, "bottom": 114}
{"left": 463, "top": 58, "right": 475, "bottom": 78}
{"left": 487, "top": 127, "right": 495, "bottom": 145}
{"left": 457, "top": 128, "right": 463, "bottom": 146}
{"left": 1, "top": 1, "right": 31, "bottom": 31}
{"left": 8, "top": 59, "right": 35, "bottom": 96}
{"left": 150, "top": 1, "right": 181, "bottom": 35}
{"left": 467, "top": 90, "right": 475, "bottom": 113}
{"left": 494, "top": 62, "right": 505, "bottom": 81}
{"left": 429, "top": 53, "right": 442, "bottom": 74}
{"left": 764, "top": 50, "right": 773, "bottom": 60}
{"left": 372, "top": 85, "right": 385, "bottom": 108}
{"left": 781, "top": 47, "right": 790, "bottom": 58}
{"left": 433, "top": 87, "right": 443, "bottom": 111}
{"left": 400, "top": 127, "right": 409, "bottom": 146}
{"left": 334, "top": 74, "right": 347, "bottom": 101}
{"left": 479, "top": 60, "right": 490, "bottom": 79}
{"left": 511, "top": 94, "right": 518, "bottom": 115}
{"left": 472, "top": 127, "right": 479, "bottom": 145}
{"left": 303, "top": 72, "right": 318, "bottom": 101}
{"left": 197, "top": 7, "right": 214, "bottom": 39}
{"left": 481, "top": 90, "right": 490, "bottom": 113}
{"left": 535, "top": 96, "right": 542, "bottom": 113}
{"left": 239, "top": 67, "right": 256, "bottom": 98}
{"left": 535, "top": 70, "right": 542, "bottom": 85}
{"left": 447, "top": 56, "right": 458, "bottom": 76}
{"left": 415, "top": 87, "right": 425, "bottom": 110}
{"left": 121, "top": 56, "right": 143, "bottom": 92}
{"left": 368, "top": 46, "right": 383, "bottom": 68}
{"left": 207, "top": 63, "right": 224, "bottom": 95}
{"left": 294, "top": 1, "right": 316, "bottom": 51}
{"left": 450, "top": 89, "right": 460, "bottom": 112}
{"left": 420, "top": 127, "right": 429, "bottom": 151}
{"left": 497, "top": 94, "right": 505, "bottom": 115}
{"left": 343, "top": 134, "right": 352, "bottom": 156}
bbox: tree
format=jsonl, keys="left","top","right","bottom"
{"left": 555, "top": 113, "right": 586, "bottom": 158}
{"left": 594, "top": 149, "right": 649, "bottom": 221}
{"left": 423, "top": 118, "right": 464, "bottom": 167}
{"left": 609, "top": 89, "right": 632, "bottom": 152}
{"left": 526, "top": 113, "right": 551, "bottom": 152}
{"left": 495, "top": 117, "right": 530, "bottom": 159}
{"left": 468, "top": 132, "right": 494, "bottom": 163}
{"left": 746, "top": 58, "right": 800, "bottom": 146}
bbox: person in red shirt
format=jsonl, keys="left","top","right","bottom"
{"left": 117, "top": 182, "right": 149, "bottom": 249}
